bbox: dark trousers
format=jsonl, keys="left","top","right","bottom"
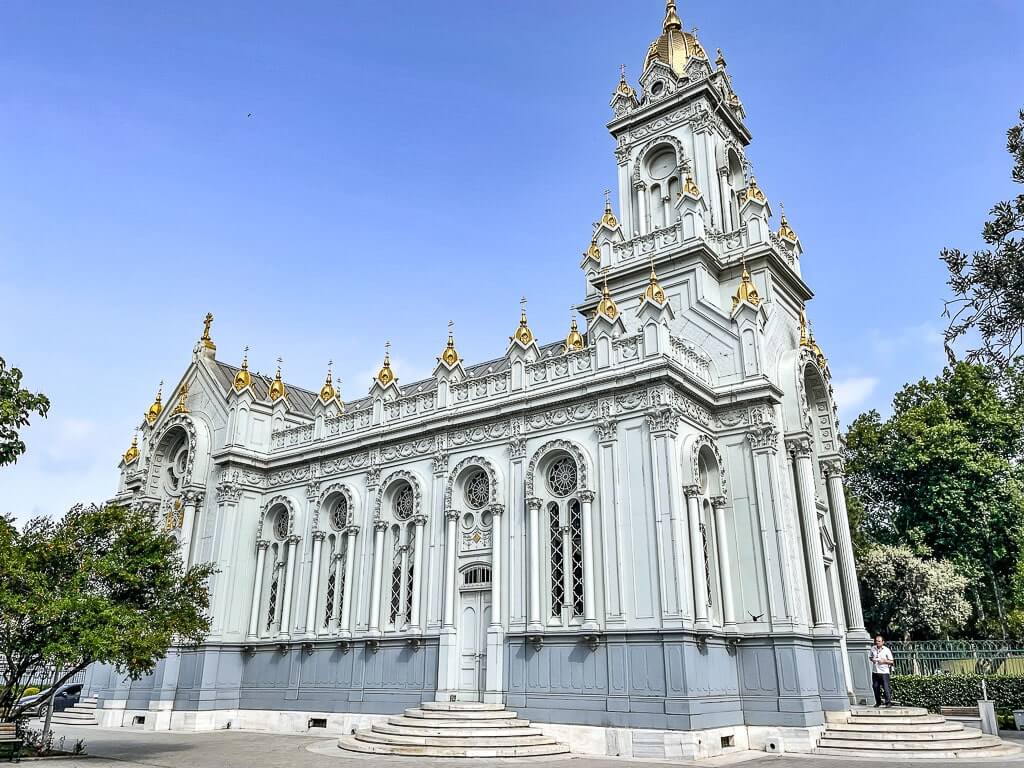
{"left": 872, "top": 672, "right": 892, "bottom": 705}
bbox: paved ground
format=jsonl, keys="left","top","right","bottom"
{"left": 35, "top": 723, "right": 1024, "bottom": 768}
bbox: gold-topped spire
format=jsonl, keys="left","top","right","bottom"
{"left": 801, "top": 313, "right": 829, "bottom": 372}
{"left": 583, "top": 238, "right": 601, "bottom": 264}
{"left": 174, "top": 381, "right": 189, "bottom": 414}
{"left": 663, "top": 0, "right": 682, "bottom": 32}
{"left": 233, "top": 346, "right": 252, "bottom": 392}
{"left": 682, "top": 174, "right": 701, "bottom": 198}
{"left": 320, "top": 360, "right": 337, "bottom": 403}
{"left": 145, "top": 381, "right": 164, "bottom": 425}
{"left": 596, "top": 270, "right": 620, "bottom": 320}
{"left": 600, "top": 189, "right": 619, "bottom": 230}
{"left": 645, "top": 0, "right": 707, "bottom": 78}
{"left": 440, "top": 321, "right": 460, "bottom": 367}
{"left": 376, "top": 343, "right": 397, "bottom": 386}
{"left": 715, "top": 47, "right": 727, "bottom": 69}
{"left": 799, "top": 309, "right": 810, "bottom": 347}
{"left": 740, "top": 176, "right": 767, "bottom": 205}
{"left": 564, "top": 316, "right": 585, "bottom": 353}
{"left": 123, "top": 433, "right": 140, "bottom": 465}
{"left": 614, "top": 63, "right": 637, "bottom": 100}
{"left": 731, "top": 257, "right": 761, "bottom": 310}
{"left": 644, "top": 260, "right": 667, "bottom": 304}
{"left": 268, "top": 358, "right": 287, "bottom": 401}
{"left": 778, "top": 202, "right": 799, "bottom": 243}
{"left": 512, "top": 297, "right": 535, "bottom": 346}
{"left": 201, "top": 312, "right": 216, "bottom": 350}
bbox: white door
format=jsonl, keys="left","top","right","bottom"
{"left": 458, "top": 591, "right": 491, "bottom": 701}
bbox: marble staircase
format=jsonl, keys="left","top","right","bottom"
{"left": 50, "top": 696, "right": 98, "bottom": 726}
{"left": 817, "top": 706, "right": 1020, "bottom": 759}
{"left": 338, "top": 702, "right": 570, "bottom": 758}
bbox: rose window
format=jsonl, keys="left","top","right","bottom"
{"left": 547, "top": 456, "right": 578, "bottom": 497}
{"left": 273, "top": 509, "right": 289, "bottom": 540}
{"left": 330, "top": 496, "right": 348, "bottom": 530}
{"left": 464, "top": 470, "right": 489, "bottom": 510}
{"left": 393, "top": 484, "right": 414, "bottom": 521}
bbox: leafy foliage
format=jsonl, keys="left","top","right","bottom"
{"left": 845, "top": 362, "right": 1024, "bottom": 638}
{"left": 892, "top": 674, "right": 1024, "bottom": 713}
{"left": 0, "top": 357, "right": 49, "bottom": 467}
{"left": 943, "top": 109, "right": 1024, "bottom": 369}
{"left": 859, "top": 545, "right": 970, "bottom": 640}
{"left": 0, "top": 504, "right": 213, "bottom": 721}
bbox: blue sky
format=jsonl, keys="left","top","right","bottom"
{"left": 2, "top": 1, "right": 1022, "bottom": 520}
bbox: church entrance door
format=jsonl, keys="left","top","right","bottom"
{"left": 458, "top": 590, "right": 490, "bottom": 701}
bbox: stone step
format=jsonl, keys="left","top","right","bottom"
{"left": 829, "top": 720, "right": 964, "bottom": 734}
{"left": 816, "top": 744, "right": 1022, "bottom": 760}
{"left": 823, "top": 728, "right": 983, "bottom": 742}
{"left": 388, "top": 715, "right": 531, "bottom": 729}
{"left": 850, "top": 706, "right": 929, "bottom": 717}
{"left": 848, "top": 714, "right": 946, "bottom": 726}
{"left": 72, "top": 700, "right": 97, "bottom": 710}
{"left": 404, "top": 707, "right": 518, "bottom": 720}
{"left": 373, "top": 723, "right": 542, "bottom": 739}
{"left": 338, "top": 735, "right": 570, "bottom": 758}
{"left": 52, "top": 710, "right": 97, "bottom": 720}
{"left": 818, "top": 735, "right": 1004, "bottom": 751}
{"left": 356, "top": 729, "right": 556, "bottom": 748}
{"left": 419, "top": 701, "right": 506, "bottom": 712}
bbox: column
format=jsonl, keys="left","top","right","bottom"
{"left": 180, "top": 489, "right": 203, "bottom": 567}
{"left": 823, "top": 460, "right": 866, "bottom": 632}
{"left": 788, "top": 436, "right": 832, "bottom": 628}
{"left": 339, "top": 527, "right": 358, "bottom": 637}
{"left": 685, "top": 486, "right": 710, "bottom": 628}
{"left": 712, "top": 497, "right": 737, "bottom": 627}
{"left": 398, "top": 542, "right": 411, "bottom": 627}
{"left": 278, "top": 536, "right": 299, "bottom": 638}
{"left": 526, "top": 497, "right": 543, "bottom": 632}
{"left": 409, "top": 516, "right": 427, "bottom": 632}
{"left": 247, "top": 540, "right": 269, "bottom": 639}
{"left": 304, "top": 531, "right": 325, "bottom": 638}
{"left": 329, "top": 548, "right": 342, "bottom": 634}
{"left": 668, "top": 462, "right": 690, "bottom": 621}
{"left": 636, "top": 182, "right": 649, "bottom": 236}
{"left": 442, "top": 510, "right": 459, "bottom": 628}
{"left": 579, "top": 490, "right": 599, "bottom": 631}
{"left": 368, "top": 520, "right": 387, "bottom": 636}
{"left": 489, "top": 507, "right": 503, "bottom": 628}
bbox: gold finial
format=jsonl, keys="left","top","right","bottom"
{"left": 201, "top": 312, "right": 216, "bottom": 350}
{"left": 731, "top": 256, "right": 761, "bottom": 310}
{"left": 123, "top": 433, "right": 140, "bottom": 465}
{"left": 778, "top": 202, "right": 799, "bottom": 243}
{"left": 319, "top": 359, "right": 337, "bottom": 403}
{"left": 439, "top": 321, "right": 460, "bottom": 367}
{"left": 376, "top": 342, "right": 396, "bottom": 386}
{"left": 174, "top": 381, "right": 189, "bottom": 414}
{"left": 663, "top": 0, "right": 683, "bottom": 32}
{"left": 644, "top": 260, "right": 667, "bottom": 304}
{"left": 614, "top": 63, "right": 636, "bottom": 99}
{"left": 583, "top": 237, "right": 601, "bottom": 264}
{"left": 600, "top": 190, "right": 619, "bottom": 229}
{"left": 716, "top": 48, "right": 727, "bottom": 69}
{"left": 512, "top": 297, "right": 535, "bottom": 346}
{"left": 596, "top": 269, "right": 620, "bottom": 320}
{"left": 740, "top": 176, "right": 767, "bottom": 205}
{"left": 233, "top": 346, "right": 252, "bottom": 392}
{"left": 145, "top": 381, "right": 164, "bottom": 425}
{"left": 799, "top": 310, "right": 811, "bottom": 347}
{"left": 268, "top": 358, "right": 287, "bottom": 401}
{"left": 564, "top": 313, "right": 585, "bottom": 353}
{"left": 682, "top": 174, "right": 701, "bottom": 198}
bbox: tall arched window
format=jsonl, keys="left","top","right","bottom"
{"left": 542, "top": 455, "right": 585, "bottom": 627}
{"left": 386, "top": 481, "right": 417, "bottom": 631}
{"left": 321, "top": 495, "right": 350, "bottom": 631}
{"left": 264, "top": 506, "right": 289, "bottom": 635}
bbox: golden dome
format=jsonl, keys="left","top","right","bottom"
{"left": 644, "top": 0, "right": 708, "bottom": 79}
{"left": 173, "top": 382, "right": 189, "bottom": 414}
{"left": 644, "top": 264, "right": 667, "bottom": 304}
{"left": 376, "top": 348, "right": 396, "bottom": 387}
{"left": 233, "top": 349, "right": 252, "bottom": 392}
{"left": 440, "top": 328, "right": 460, "bottom": 367}
{"left": 123, "top": 434, "right": 139, "bottom": 465}
{"left": 513, "top": 305, "right": 535, "bottom": 346}
{"left": 778, "top": 204, "right": 799, "bottom": 243}
{"left": 564, "top": 318, "right": 585, "bottom": 353}
{"left": 145, "top": 382, "right": 163, "bottom": 426}
{"left": 682, "top": 175, "right": 701, "bottom": 198}
{"left": 319, "top": 363, "right": 337, "bottom": 403}
{"left": 596, "top": 274, "right": 619, "bottom": 320}
{"left": 731, "top": 266, "right": 761, "bottom": 310}
{"left": 740, "top": 176, "right": 767, "bottom": 205}
{"left": 583, "top": 239, "right": 601, "bottom": 264}
{"left": 268, "top": 364, "right": 287, "bottom": 402}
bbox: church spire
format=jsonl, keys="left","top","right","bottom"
{"left": 662, "top": 0, "right": 682, "bottom": 32}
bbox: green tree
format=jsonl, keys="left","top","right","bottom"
{"left": 0, "top": 504, "right": 214, "bottom": 721}
{"left": 859, "top": 544, "right": 970, "bottom": 641}
{"left": 0, "top": 357, "right": 49, "bottom": 467}
{"left": 845, "top": 362, "right": 1024, "bottom": 638}
{"left": 943, "top": 109, "right": 1024, "bottom": 369}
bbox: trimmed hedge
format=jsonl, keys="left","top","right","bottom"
{"left": 892, "top": 674, "right": 1024, "bottom": 712}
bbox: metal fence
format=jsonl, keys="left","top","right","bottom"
{"left": 889, "top": 640, "right": 1024, "bottom": 676}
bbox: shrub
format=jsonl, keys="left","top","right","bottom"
{"left": 21, "top": 687, "right": 39, "bottom": 697}
{"left": 892, "top": 674, "right": 1024, "bottom": 713}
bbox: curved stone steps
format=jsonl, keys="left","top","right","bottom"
{"left": 816, "top": 745, "right": 1022, "bottom": 760}
{"left": 419, "top": 701, "right": 507, "bottom": 712}
{"left": 355, "top": 730, "right": 557, "bottom": 748}
{"left": 850, "top": 705, "right": 929, "bottom": 717}
{"left": 819, "top": 732, "right": 1000, "bottom": 749}
{"left": 338, "top": 735, "right": 570, "bottom": 758}
{"left": 387, "top": 715, "right": 531, "bottom": 729}
{"left": 374, "top": 723, "right": 542, "bottom": 739}
{"left": 829, "top": 720, "right": 964, "bottom": 734}
{"left": 404, "top": 707, "right": 517, "bottom": 720}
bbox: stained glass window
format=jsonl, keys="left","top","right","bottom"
{"left": 547, "top": 457, "right": 578, "bottom": 497}
{"left": 464, "top": 471, "right": 489, "bottom": 510}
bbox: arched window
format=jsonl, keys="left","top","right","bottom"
{"left": 542, "top": 455, "right": 584, "bottom": 626}
{"left": 323, "top": 533, "right": 338, "bottom": 629}
{"left": 384, "top": 480, "right": 417, "bottom": 631}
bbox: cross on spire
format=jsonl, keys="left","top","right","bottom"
{"left": 603, "top": 189, "right": 612, "bottom": 205}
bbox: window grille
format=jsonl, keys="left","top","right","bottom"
{"left": 404, "top": 535, "right": 415, "bottom": 621}
{"left": 389, "top": 541, "right": 403, "bottom": 625}
{"left": 266, "top": 574, "right": 279, "bottom": 631}
{"left": 700, "top": 521, "right": 713, "bottom": 608}
{"left": 393, "top": 484, "right": 414, "bottom": 520}
{"left": 464, "top": 471, "right": 489, "bottom": 510}
{"left": 323, "top": 571, "right": 336, "bottom": 628}
{"left": 463, "top": 565, "right": 491, "bottom": 587}
{"left": 330, "top": 496, "right": 348, "bottom": 530}
{"left": 273, "top": 510, "right": 289, "bottom": 540}
{"left": 569, "top": 499, "right": 584, "bottom": 618}
{"left": 547, "top": 457, "right": 578, "bottom": 497}
{"left": 549, "top": 503, "right": 564, "bottom": 618}
{"left": 337, "top": 549, "right": 347, "bottom": 622}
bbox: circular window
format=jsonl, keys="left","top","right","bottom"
{"left": 273, "top": 509, "right": 289, "bottom": 540}
{"left": 481, "top": 509, "right": 493, "bottom": 529}
{"left": 330, "top": 496, "right": 348, "bottom": 530}
{"left": 393, "top": 484, "right": 414, "bottom": 521}
{"left": 547, "top": 456, "right": 578, "bottom": 497}
{"left": 651, "top": 80, "right": 664, "bottom": 96}
{"left": 464, "top": 470, "right": 489, "bottom": 510}
{"left": 647, "top": 149, "right": 675, "bottom": 180}
{"left": 462, "top": 512, "right": 474, "bottom": 530}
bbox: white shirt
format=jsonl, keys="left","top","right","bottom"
{"left": 870, "top": 645, "right": 894, "bottom": 675}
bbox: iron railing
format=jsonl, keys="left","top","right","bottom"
{"left": 889, "top": 640, "right": 1024, "bottom": 676}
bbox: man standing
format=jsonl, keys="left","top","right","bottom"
{"left": 869, "top": 634, "right": 894, "bottom": 707}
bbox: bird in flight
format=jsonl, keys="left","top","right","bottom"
{"left": 247, "top": 113, "right": 253, "bottom": 118}
{"left": 748, "top": 612, "right": 764, "bottom": 622}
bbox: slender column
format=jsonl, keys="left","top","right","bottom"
{"left": 368, "top": 520, "right": 387, "bottom": 636}
{"left": 409, "top": 515, "right": 427, "bottom": 632}
{"left": 305, "top": 531, "right": 325, "bottom": 637}
{"left": 329, "top": 548, "right": 342, "bottom": 634}
{"left": 685, "top": 486, "right": 711, "bottom": 627}
{"left": 180, "top": 489, "right": 203, "bottom": 567}
{"left": 442, "top": 510, "right": 459, "bottom": 628}
{"left": 662, "top": 194, "right": 673, "bottom": 228}
{"left": 579, "top": 490, "right": 598, "bottom": 631}
{"left": 247, "top": 540, "right": 269, "bottom": 639}
{"left": 278, "top": 535, "right": 300, "bottom": 638}
{"left": 526, "top": 497, "right": 543, "bottom": 632}
{"left": 561, "top": 521, "right": 572, "bottom": 620}
{"left": 668, "top": 462, "right": 690, "bottom": 620}
{"left": 788, "top": 437, "right": 832, "bottom": 627}
{"left": 823, "top": 460, "right": 866, "bottom": 632}
{"left": 712, "top": 497, "right": 737, "bottom": 626}
{"left": 636, "top": 182, "right": 649, "bottom": 235}
{"left": 489, "top": 506, "right": 503, "bottom": 629}
{"left": 339, "top": 527, "right": 358, "bottom": 637}
{"left": 398, "top": 542, "right": 411, "bottom": 627}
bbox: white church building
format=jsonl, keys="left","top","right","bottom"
{"left": 85, "top": 0, "right": 872, "bottom": 756}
